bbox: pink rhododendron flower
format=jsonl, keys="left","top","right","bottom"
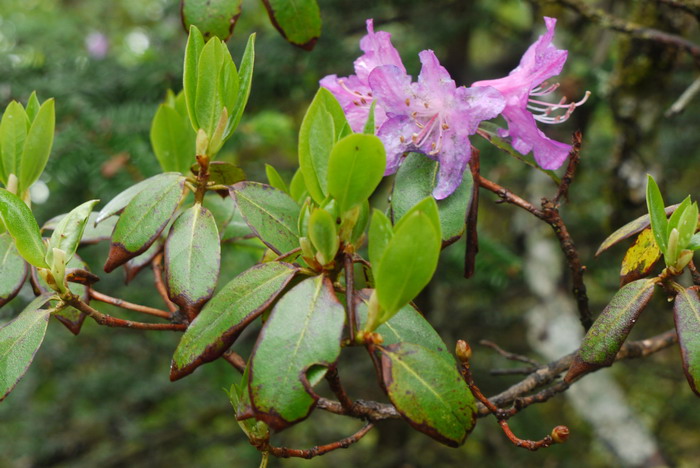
{"left": 369, "top": 51, "right": 504, "bottom": 199}
{"left": 472, "top": 17, "right": 589, "bottom": 170}
{"left": 320, "top": 19, "right": 404, "bottom": 132}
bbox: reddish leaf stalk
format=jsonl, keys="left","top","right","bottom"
{"left": 260, "top": 423, "right": 374, "bottom": 459}
{"left": 324, "top": 365, "right": 355, "bottom": 414}
{"left": 88, "top": 289, "right": 171, "bottom": 319}
{"left": 222, "top": 349, "right": 246, "bottom": 373}
{"left": 152, "top": 253, "right": 179, "bottom": 314}
{"left": 64, "top": 294, "right": 186, "bottom": 331}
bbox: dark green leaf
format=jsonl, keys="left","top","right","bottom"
{"left": 221, "top": 203, "right": 252, "bottom": 241}
{"left": 262, "top": 0, "right": 321, "bottom": 50}
{"left": 0, "top": 233, "right": 27, "bottom": 307}
{"left": 0, "top": 189, "right": 47, "bottom": 268}
{"left": 596, "top": 204, "right": 679, "bottom": 256}
{"left": 392, "top": 152, "right": 473, "bottom": 244}
{"left": 673, "top": 286, "right": 700, "bottom": 396}
{"left": 124, "top": 240, "right": 162, "bottom": 284}
{"left": 327, "top": 133, "right": 386, "bottom": 213}
{"left": 104, "top": 173, "right": 185, "bottom": 272}
{"left": 230, "top": 181, "right": 300, "bottom": 255}
{"left": 150, "top": 104, "right": 196, "bottom": 174}
{"left": 265, "top": 164, "right": 289, "bottom": 194}
{"left": 380, "top": 342, "right": 476, "bottom": 447}
{"left": 164, "top": 204, "right": 221, "bottom": 317}
{"left": 250, "top": 275, "right": 344, "bottom": 431}
{"left": 202, "top": 192, "right": 235, "bottom": 233}
{"left": 170, "top": 261, "right": 298, "bottom": 380}
{"left": 646, "top": 175, "right": 668, "bottom": 254}
{"left": 0, "top": 294, "right": 53, "bottom": 401}
{"left": 18, "top": 98, "right": 55, "bottom": 194}
{"left": 207, "top": 161, "right": 245, "bottom": 186}
{"left": 183, "top": 25, "right": 205, "bottom": 131}
{"left": 181, "top": 0, "right": 242, "bottom": 41}
{"left": 567, "top": 278, "right": 657, "bottom": 381}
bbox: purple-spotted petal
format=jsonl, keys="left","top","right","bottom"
{"left": 504, "top": 106, "right": 571, "bottom": 169}
{"left": 377, "top": 115, "right": 414, "bottom": 175}
{"left": 417, "top": 50, "right": 455, "bottom": 92}
{"left": 368, "top": 65, "right": 414, "bottom": 114}
{"left": 456, "top": 85, "right": 505, "bottom": 133}
{"left": 433, "top": 130, "right": 472, "bottom": 200}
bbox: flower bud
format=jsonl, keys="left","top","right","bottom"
{"left": 455, "top": 340, "right": 472, "bottom": 363}
{"left": 551, "top": 425, "right": 570, "bottom": 444}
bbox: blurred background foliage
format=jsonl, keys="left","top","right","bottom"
{"left": 1, "top": 0, "right": 700, "bottom": 466}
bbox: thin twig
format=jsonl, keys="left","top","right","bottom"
{"left": 480, "top": 340, "right": 541, "bottom": 367}
{"left": 666, "top": 75, "right": 700, "bottom": 117}
{"left": 89, "top": 289, "right": 171, "bottom": 319}
{"left": 478, "top": 176, "right": 545, "bottom": 219}
{"left": 465, "top": 148, "right": 481, "bottom": 278}
{"left": 64, "top": 294, "right": 186, "bottom": 331}
{"left": 152, "top": 253, "right": 178, "bottom": 314}
{"left": 344, "top": 254, "right": 357, "bottom": 343}
{"left": 490, "top": 367, "right": 539, "bottom": 376}
{"left": 554, "top": 132, "right": 582, "bottom": 204}
{"left": 262, "top": 423, "right": 374, "bottom": 459}
{"left": 222, "top": 350, "right": 247, "bottom": 373}
{"left": 325, "top": 366, "right": 355, "bottom": 414}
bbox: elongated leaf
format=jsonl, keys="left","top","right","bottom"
{"left": 677, "top": 202, "right": 698, "bottom": 250}
{"left": 183, "top": 25, "right": 205, "bottom": 131}
{"left": 596, "top": 204, "right": 679, "bottom": 256}
{"left": 327, "top": 133, "right": 386, "bottom": 213}
{"left": 95, "top": 173, "right": 183, "bottom": 225}
{"left": 25, "top": 92, "right": 40, "bottom": 122}
{"left": 0, "top": 189, "right": 47, "bottom": 268}
{"left": 181, "top": 0, "right": 242, "bottom": 41}
{"left": 262, "top": 0, "right": 321, "bottom": 50}
{"left": 289, "top": 168, "right": 308, "bottom": 203}
{"left": 227, "top": 33, "right": 255, "bottom": 137}
{"left": 0, "top": 233, "right": 27, "bottom": 307}
{"left": 298, "top": 88, "right": 348, "bottom": 203}
{"left": 308, "top": 208, "right": 338, "bottom": 265}
{"left": 46, "top": 199, "right": 99, "bottom": 265}
{"left": 170, "top": 262, "right": 298, "bottom": 380}
{"left": 44, "top": 212, "right": 116, "bottom": 245}
{"left": 202, "top": 192, "right": 235, "bottom": 233}
{"left": 380, "top": 342, "right": 476, "bottom": 447}
{"left": 230, "top": 182, "right": 299, "bottom": 254}
{"left": 368, "top": 209, "right": 392, "bottom": 268}
{"left": 667, "top": 196, "right": 691, "bottom": 238}
{"left": 221, "top": 202, "right": 252, "bottom": 241}
{"left": 566, "top": 278, "right": 657, "bottom": 381}
{"left": 164, "top": 205, "right": 220, "bottom": 317}
{"left": 646, "top": 175, "right": 668, "bottom": 253}
{"left": 150, "top": 104, "right": 196, "bottom": 174}
{"left": 249, "top": 275, "right": 345, "bottom": 431}
{"left": 18, "top": 98, "right": 54, "bottom": 194}
{"left": 392, "top": 152, "right": 474, "bottom": 245}
{"left": 619, "top": 228, "right": 661, "bottom": 287}
{"left": 0, "top": 101, "right": 29, "bottom": 185}
{"left": 265, "top": 164, "right": 289, "bottom": 194}
{"left": 195, "top": 38, "right": 230, "bottom": 136}
{"left": 0, "top": 294, "right": 53, "bottom": 401}
{"left": 104, "top": 174, "right": 185, "bottom": 272}
{"left": 673, "top": 287, "right": 700, "bottom": 396}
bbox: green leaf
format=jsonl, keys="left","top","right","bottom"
{"left": 170, "top": 261, "right": 298, "bottom": 380}
{"left": 350, "top": 200, "right": 370, "bottom": 245}
{"left": 183, "top": 25, "right": 205, "bottom": 131}
{"left": 265, "top": 164, "right": 289, "bottom": 194}
{"left": 392, "top": 152, "right": 474, "bottom": 244}
{"left": 0, "top": 233, "right": 28, "bottom": 307}
{"left": 25, "top": 92, "right": 40, "bottom": 122}
{"left": 124, "top": 240, "right": 162, "bottom": 284}
{"left": 227, "top": 33, "right": 255, "bottom": 138}
{"left": 150, "top": 104, "right": 196, "bottom": 173}
{"left": 221, "top": 203, "right": 252, "bottom": 241}
{"left": 250, "top": 275, "right": 344, "bottom": 431}
{"left": 368, "top": 209, "right": 392, "bottom": 268}
{"left": 0, "top": 101, "right": 29, "bottom": 185}
{"left": 202, "top": 192, "right": 235, "bottom": 233}
{"left": 95, "top": 173, "right": 183, "bottom": 225}
{"left": 0, "top": 294, "right": 53, "bottom": 401}
{"left": 18, "top": 98, "right": 54, "bottom": 194}
{"left": 230, "top": 182, "right": 300, "bottom": 255}
{"left": 673, "top": 286, "right": 700, "bottom": 396}
{"left": 43, "top": 212, "right": 116, "bottom": 245}
{"left": 195, "top": 38, "right": 233, "bottom": 136}
{"left": 45, "top": 199, "right": 99, "bottom": 266}
{"left": 261, "top": 0, "right": 321, "bottom": 50}
{"left": 596, "top": 204, "right": 679, "bottom": 256}
{"left": 0, "top": 189, "right": 47, "bottom": 268}
{"left": 567, "top": 278, "right": 657, "bottom": 381}
{"left": 104, "top": 173, "right": 185, "bottom": 273}
{"left": 164, "top": 204, "right": 221, "bottom": 317}
{"left": 677, "top": 202, "right": 698, "bottom": 250}
{"left": 203, "top": 161, "right": 245, "bottom": 185}
{"left": 327, "top": 133, "right": 386, "bottom": 213}
{"left": 298, "top": 88, "right": 348, "bottom": 203}
{"left": 181, "top": 0, "right": 242, "bottom": 41}
{"left": 308, "top": 208, "right": 338, "bottom": 265}
{"left": 688, "top": 233, "right": 700, "bottom": 251}
{"left": 363, "top": 101, "right": 376, "bottom": 135}
{"left": 646, "top": 175, "right": 668, "bottom": 253}
{"left": 380, "top": 342, "right": 476, "bottom": 447}
{"left": 289, "top": 168, "right": 308, "bottom": 203}
{"left": 667, "top": 196, "right": 691, "bottom": 238}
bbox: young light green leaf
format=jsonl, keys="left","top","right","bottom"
{"left": 380, "top": 342, "right": 476, "bottom": 447}
{"left": 368, "top": 209, "right": 392, "bottom": 268}
{"left": 689, "top": 233, "right": 700, "bottom": 251}
{"left": 327, "top": 133, "right": 386, "bottom": 213}
{"left": 195, "top": 38, "right": 233, "bottom": 136}
{"left": 673, "top": 286, "right": 700, "bottom": 396}
{"left": 0, "top": 189, "right": 47, "bottom": 268}
{"left": 265, "top": 164, "right": 289, "bottom": 194}
{"left": 183, "top": 25, "right": 205, "bottom": 131}
{"left": 677, "top": 201, "right": 698, "bottom": 250}
{"left": 249, "top": 276, "right": 345, "bottom": 431}
{"left": 104, "top": 173, "right": 185, "bottom": 272}
{"left": 25, "top": 92, "right": 40, "bottom": 122}
{"left": 150, "top": 104, "right": 196, "bottom": 174}
{"left": 596, "top": 204, "right": 679, "bottom": 256}
{"left": 181, "top": 0, "right": 242, "bottom": 41}
{"left": 566, "top": 278, "right": 657, "bottom": 382}
{"left": 45, "top": 199, "right": 99, "bottom": 266}
{"left": 0, "top": 294, "right": 53, "bottom": 401}
{"left": 261, "top": 0, "right": 321, "bottom": 50}
{"left": 170, "top": 262, "right": 298, "bottom": 380}
{"left": 0, "top": 101, "right": 29, "bottom": 185}
{"left": 227, "top": 33, "right": 255, "bottom": 138}
{"left": 18, "top": 98, "right": 55, "bottom": 194}
{"left": 0, "top": 233, "right": 27, "bottom": 307}
{"left": 230, "top": 182, "right": 300, "bottom": 255}
{"left": 289, "top": 168, "right": 308, "bottom": 203}
{"left": 308, "top": 208, "right": 338, "bottom": 265}
{"left": 363, "top": 101, "right": 376, "bottom": 135}
{"left": 646, "top": 175, "right": 668, "bottom": 253}
{"left": 667, "top": 196, "right": 691, "bottom": 238}
{"left": 164, "top": 204, "right": 221, "bottom": 318}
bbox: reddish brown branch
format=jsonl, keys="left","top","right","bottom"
{"left": 688, "top": 260, "right": 700, "bottom": 285}
{"left": 262, "top": 423, "right": 374, "bottom": 459}
{"left": 344, "top": 254, "right": 357, "bottom": 343}
{"left": 152, "top": 253, "right": 178, "bottom": 314}
{"left": 222, "top": 350, "right": 246, "bottom": 373}
{"left": 325, "top": 365, "right": 355, "bottom": 414}
{"left": 478, "top": 176, "right": 544, "bottom": 218}
{"left": 554, "top": 132, "right": 582, "bottom": 204}
{"left": 88, "top": 289, "right": 171, "bottom": 319}
{"left": 480, "top": 340, "right": 541, "bottom": 367}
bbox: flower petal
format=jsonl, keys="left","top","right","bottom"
{"left": 433, "top": 130, "right": 472, "bottom": 200}
{"left": 456, "top": 85, "right": 505, "bottom": 134}
{"left": 377, "top": 115, "right": 415, "bottom": 175}
{"left": 354, "top": 19, "right": 406, "bottom": 82}
{"left": 503, "top": 106, "right": 571, "bottom": 170}
{"left": 417, "top": 50, "right": 455, "bottom": 92}
{"left": 368, "top": 65, "right": 414, "bottom": 114}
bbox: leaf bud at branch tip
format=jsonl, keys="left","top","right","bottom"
{"left": 550, "top": 425, "right": 570, "bottom": 444}
{"left": 455, "top": 340, "right": 472, "bottom": 363}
